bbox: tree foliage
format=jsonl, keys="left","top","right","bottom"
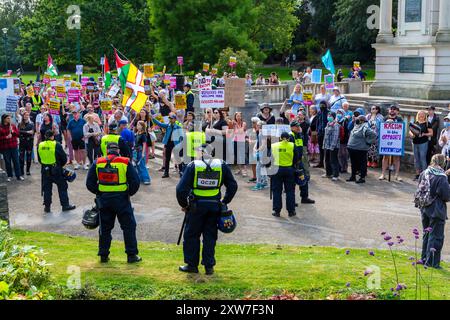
{"left": 215, "top": 47, "right": 256, "bottom": 77}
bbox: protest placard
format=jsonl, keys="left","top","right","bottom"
{"left": 163, "top": 74, "right": 171, "bottom": 85}
{"left": 5, "top": 96, "right": 19, "bottom": 113}
{"left": 50, "top": 79, "right": 57, "bottom": 88}
{"left": 144, "top": 64, "right": 154, "bottom": 78}
{"left": 224, "top": 78, "right": 245, "bottom": 107}
{"left": 107, "top": 84, "right": 120, "bottom": 98}
{"left": 48, "top": 98, "right": 60, "bottom": 115}
{"left": 100, "top": 99, "right": 113, "bottom": 115}
{"left": 170, "top": 76, "right": 177, "bottom": 89}
{"left": 175, "top": 93, "right": 187, "bottom": 110}
{"left": 56, "top": 85, "right": 66, "bottom": 98}
{"left": 211, "top": 67, "right": 218, "bottom": 75}
{"left": 67, "top": 88, "right": 81, "bottom": 103}
{"left": 311, "top": 69, "right": 322, "bottom": 84}
{"left": 26, "top": 86, "right": 34, "bottom": 97}
{"left": 379, "top": 122, "right": 405, "bottom": 156}
{"left": 199, "top": 89, "right": 225, "bottom": 109}
{"left": 177, "top": 56, "right": 183, "bottom": 66}
{"left": 262, "top": 125, "right": 277, "bottom": 136}
{"left": 203, "top": 63, "right": 210, "bottom": 73}
{"left": 198, "top": 76, "right": 212, "bottom": 91}
{"left": 81, "top": 77, "right": 89, "bottom": 87}
{"left": 43, "top": 73, "right": 50, "bottom": 85}
{"left": 144, "top": 79, "right": 152, "bottom": 95}
{"left": 64, "top": 75, "right": 71, "bottom": 82}
{"left": 76, "top": 65, "right": 83, "bottom": 75}
{"left": 276, "top": 125, "right": 291, "bottom": 137}
{"left": 324, "top": 74, "right": 335, "bottom": 90}
{"left": 353, "top": 61, "right": 361, "bottom": 70}
{"left": 292, "top": 70, "right": 298, "bottom": 79}
{"left": 229, "top": 56, "right": 237, "bottom": 67}
{"left": 302, "top": 90, "right": 313, "bottom": 106}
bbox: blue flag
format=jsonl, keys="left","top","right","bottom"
{"left": 321, "top": 50, "right": 335, "bottom": 75}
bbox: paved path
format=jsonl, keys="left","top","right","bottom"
{"left": 6, "top": 159, "right": 450, "bottom": 260}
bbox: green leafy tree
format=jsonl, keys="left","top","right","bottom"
{"left": 310, "top": 0, "right": 338, "bottom": 48}
{"left": 215, "top": 47, "right": 256, "bottom": 77}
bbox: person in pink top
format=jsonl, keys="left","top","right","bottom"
{"left": 232, "top": 112, "right": 248, "bottom": 176}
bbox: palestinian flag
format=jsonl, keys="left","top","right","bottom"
{"left": 104, "top": 55, "right": 111, "bottom": 89}
{"left": 114, "top": 49, "right": 146, "bottom": 112}
{"left": 46, "top": 54, "right": 58, "bottom": 76}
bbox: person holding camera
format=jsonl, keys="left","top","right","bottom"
{"left": 37, "top": 130, "right": 76, "bottom": 213}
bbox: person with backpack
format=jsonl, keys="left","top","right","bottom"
{"left": 346, "top": 115, "right": 377, "bottom": 184}
{"left": 414, "top": 154, "right": 450, "bottom": 269}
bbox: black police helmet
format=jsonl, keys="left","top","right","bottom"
{"left": 45, "top": 130, "right": 54, "bottom": 140}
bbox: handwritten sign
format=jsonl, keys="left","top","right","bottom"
{"left": 379, "top": 122, "right": 405, "bottom": 156}
{"left": 324, "top": 74, "right": 335, "bottom": 90}
{"left": 48, "top": 98, "right": 60, "bottom": 115}
{"left": 198, "top": 76, "right": 212, "bottom": 91}
{"left": 311, "top": 69, "right": 322, "bottom": 84}
{"left": 199, "top": 89, "right": 225, "bottom": 109}
{"left": 5, "top": 96, "right": 19, "bottom": 113}
{"left": 144, "top": 64, "right": 154, "bottom": 78}
{"left": 107, "top": 84, "right": 120, "bottom": 98}
{"left": 175, "top": 93, "right": 187, "bottom": 110}
{"left": 303, "top": 90, "right": 313, "bottom": 106}
{"left": 100, "top": 99, "right": 113, "bottom": 115}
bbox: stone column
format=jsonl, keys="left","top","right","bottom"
{"left": 377, "top": 0, "right": 394, "bottom": 43}
{"left": 435, "top": 0, "right": 450, "bottom": 42}
{"left": 0, "top": 169, "right": 10, "bottom": 226}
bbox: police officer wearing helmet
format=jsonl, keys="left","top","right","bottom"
{"left": 86, "top": 142, "right": 141, "bottom": 263}
{"left": 289, "top": 121, "right": 315, "bottom": 206}
{"left": 38, "top": 130, "right": 76, "bottom": 213}
{"left": 100, "top": 123, "right": 131, "bottom": 158}
{"left": 176, "top": 144, "right": 238, "bottom": 275}
{"left": 271, "top": 131, "right": 299, "bottom": 217}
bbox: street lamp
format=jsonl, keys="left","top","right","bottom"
{"left": 2, "top": 28, "right": 7, "bottom": 73}
{"left": 72, "top": 15, "right": 81, "bottom": 65}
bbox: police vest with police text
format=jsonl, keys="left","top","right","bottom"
{"left": 271, "top": 141, "right": 294, "bottom": 167}
{"left": 38, "top": 140, "right": 57, "bottom": 165}
{"left": 96, "top": 155, "right": 129, "bottom": 193}
{"left": 186, "top": 132, "right": 206, "bottom": 158}
{"left": 289, "top": 131, "right": 304, "bottom": 147}
{"left": 31, "top": 95, "right": 42, "bottom": 111}
{"left": 100, "top": 134, "right": 120, "bottom": 156}
{"left": 193, "top": 159, "right": 223, "bottom": 197}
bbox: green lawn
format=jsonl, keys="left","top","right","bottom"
{"left": 11, "top": 229, "right": 450, "bottom": 300}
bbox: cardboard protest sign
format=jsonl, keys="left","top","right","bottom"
{"left": 311, "top": 69, "right": 322, "bottom": 84}
{"left": 144, "top": 64, "right": 154, "bottom": 78}
{"left": 48, "top": 98, "right": 60, "bottom": 115}
{"left": 199, "top": 89, "right": 225, "bottom": 109}
{"left": 163, "top": 74, "right": 171, "bottom": 85}
{"left": 198, "top": 76, "right": 212, "bottom": 91}
{"left": 302, "top": 90, "right": 313, "bottom": 106}
{"left": 100, "top": 99, "right": 113, "bottom": 115}
{"left": 67, "top": 88, "right": 81, "bottom": 103}
{"left": 107, "top": 84, "right": 120, "bottom": 98}
{"left": 175, "top": 93, "right": 187, "bottom": 110}
{"left": 229, "top": 56, "right": 237, "bottom": 67}
{"left": 26, "top": 86, "right": 34, "bottom": 97}
{"left": 379, "top": 122, "right": 405, "bottom": 156}
{"left": 324, "top": 74, "right": 335, "bottom": 90}
{"left": 56, "top": 85, "right": 66, "bottom": 98}
{"left": 144, "top": 79, "right": 152, "bottom": 95}
{"left": 224, "top": 78, "right": 245, "bottom": 107}
{"left": 211, "top": 67, "right": 218, "bottom": 75}
{"left": 203, "top": 63, "right": 210, "bottom": 72}
{"left": 177, "top": 56, "right": 183, "bottom": 66}
{"left": 13, "top": 79, "right": 20, "bottom": 95}
{"left": 5, "top": 96, "right": 19, "bottom": 113}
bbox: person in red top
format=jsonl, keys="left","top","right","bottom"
{"left": 0, "top": 114, "right": 23, "bottom": 181}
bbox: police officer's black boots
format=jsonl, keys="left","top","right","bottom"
{"left": 44, "top": 206, "right": 51, "bottom": 213}
{"left": 288, "top": 211, "right": 297, "bottom": 217}
{"left": 205, "top": 266, "right": 214, "bottom": 276}
{"left": 62, "top": 204, "right": 76, "bottom": 212}
{"left": 127, "top": 255, "right": 142, "bottom": 263}
{"left": 179, "top": 265, "right": 199, "bottom": 273}
{"left": 272, "top": 211, "right": 280, "bottom": 217}
{"left": 100, "top": 256, "right": 110, "bottom": 263}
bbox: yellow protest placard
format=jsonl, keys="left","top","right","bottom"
{"left": 56, "top": 85, "right": 66, "bottom": 94}
{"left": 144, "top": 64, "right": 154, "bottom": 78}
{"left": 175, "top": 93, "right": 187, "bottom": 110}
{"left": 100, "top": 99, "right": 113, "bottom": 114}
{"left": 203, "top": 63, "right": 210, "bottom": 72}
{"left": 48, "top": 98, "right": 60, "bottom": 115}
{"left": 211, "top": 67, "right": 218, "bottom": 75}
{"left": 354, "top": 61, "right": 361, "bottom": 69}
{"left": 64, "top": 74, "right": 71, "bottom": 82}
{"left": 26, "top": 86, "right": 34, "bottom": 97}
{"left": 229, "top": 56, "right": 237, "bottom": 65}
{"left": 303, "top": 90, "right": 313, "bottom": 102}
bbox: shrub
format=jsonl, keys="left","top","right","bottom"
{"left": 215, "top": 48, "right": 256, "bottom": 78}
{"left": 0, "top": 222, "right": 54, "bottom": 300}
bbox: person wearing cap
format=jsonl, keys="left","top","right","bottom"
{"left": 289, "top": 121, "right": 315, "bottom": 205}
{"left": 86, "top": 141, "right": 142, "bottom": 264}
{"left": 100, "top": 123, "right": 130, "bottom": 158}
{"left": 257, "top": 103, "right": 275, "bottom": 125}
{"left": 427, "top": 106, "right": 440, "bottom": 165}
{"left": 38, "top": 130, "right": 76, "bottom": 213}
{"left": 152, "top": 112, "right": 183, "bottom": 178}
{"left": 183, "top": 83, "right": 195, "bottom": 113}
{"left": 67, "top": 109, "right": 87, "bottom": 170}
{"left": 379, "top": 105, "right": 403, "bottom": 181}
{"left": 119, "top": 119, "right": 135, "bottom": 155}
{"left": 323, "top": 112, "right": 341, "bottom": 181}
{"left": 175, "top": 143, "right": 238, "bottom": 275}
{"left": 329, "top": 87, "right": 348, "bottom": 113}
{"left": 270, "top": 131, "right": 299, "bottom": 217}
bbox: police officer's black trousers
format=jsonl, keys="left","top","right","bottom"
{"left": 272, "top": 167, "right": 295, "bottom": 213}
{"left": 183, "top": 200, "right": 220, "bottom": 268}
{"left": 42, "top": 172, "right": 69, "bottom": 207}
{"left": 98, "top": 193, "right": 138, "bottom": 257}
{"left": 421, "top": 214, "right": 445, "bottom": 268}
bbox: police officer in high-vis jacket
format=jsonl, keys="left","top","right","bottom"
{"left": 289, "top": 121, "right": 315, "bottom": 206}
{"left": 100, "top": 123, "right": 131, "bottom": 158}
{"left": 176, "top": 145, "right": 238, "bottom": 275}
{"left": 86, "top": 142, "right": 141, "bottom": 263}
{"left": 38, "top": 130, "right": 76, "bottom": 213}
{"left": 271, "top": 131, "right": 299, "bottom": 217}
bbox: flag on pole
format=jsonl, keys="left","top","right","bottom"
{"left": 47, "top": 54, "right": 58, "bottom": 76}
{"left": 321, "top": 50, "right": 335, "bottom": 75}
{"left": 104, "top": 55, "right": 111, "bottom": 89}
{"left": 114, "top": 49, "right": 146, "bottom": 113}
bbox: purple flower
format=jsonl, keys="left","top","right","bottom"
{"left": 396, "top": 235, "right": 401, "bottom": 239}
{"left": 413, "top": 228, "right": 419, "bottom": 235}
{"left": 395, "top": 284, "right": 406, "bottom": 291}
{"left": 345, "top": 282, "right": 351, "bottom": 288}
{"left": 408, "top": 256, "right": 415, "bottom": 261}
{"left": 364, "top": 268, "right": 373, "bottom": 276}
{"left": 387, "top": 242, "right": 394, "bottom": 247}
{"left": 430, "top": 248, "right": 436, "bottom": 253}
{"left": 414, "top": 235, "right": 419, "bottom": 240}
{"left": 381, "top": 231, "right": 387, "bottom": 236}
{"left": 384, "top": 235, "right": 392, "bottom": 241}
{"left": 393, "top": 293, "right": 398, "bottom": 297}
{"left": 369, "top": 251, "right": 375, "bottom": 256}
{"left": 345, "top": 250, "right": 350, "bottom": 255}
{"left": 390, "top": 287, "right": 394, "bottom": 291}
{"left": 412, "top": 262, "right": 416, "bottom": 266}
{"left": 416, "top": 259, "right": 424, "bottom": 265}
{"left": 398, "top": 238, "right": 404, "bottom": 244}
{"left": 424, "top": 227, "right": 433, "bottom": 233}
